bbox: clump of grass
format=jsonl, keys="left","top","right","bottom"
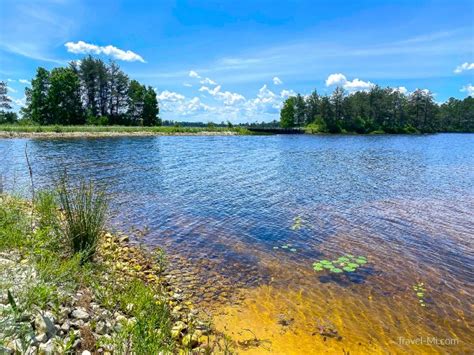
{"left": 57, "top": 178, "right": 108, "bottom": 263}
{"left": 97, "top": 279, "right": 174, "bottom": 353}
{"left": 0, "top": 195, "right": 29, "bottom": 251}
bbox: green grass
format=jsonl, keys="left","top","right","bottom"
{"left": 0, "top": 124, "right": 253, "bottom": 135}
{"left": 97, "top": 280, "right": 174, "bottom": 354}
{"left": 0, "top": 190, "right": 184, "bottom": 353}
{"left": 58, "top": 178, "right": 108, "bottom": 263}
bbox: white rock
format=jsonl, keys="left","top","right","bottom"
{"left": 60, "top": 320, "right": 70, "bottom": 332}
{"left": 71, "top": 308, "right": 90, "bottom": 320}
{"left": 38, "top": 339, "right": 54, "bottom": 354}
{"left": 35, "top": 332, "right": 48, "bottom": 343}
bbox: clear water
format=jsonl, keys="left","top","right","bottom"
{"left": 1, "top": 134, "right": 473, "bottom": 352}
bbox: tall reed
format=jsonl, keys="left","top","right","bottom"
{"left": 57, "top": 177, "right": 108, "bottom": 263}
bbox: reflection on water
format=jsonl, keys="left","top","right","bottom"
{"left": 1, "top": 134, "right": 473, "bottom": 353}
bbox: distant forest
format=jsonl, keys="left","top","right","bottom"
{"left": 0, "top": 56, "right": 160, "bottom": 126}
{"left": 280, "top": 87, "right": 474, "bottom": 133}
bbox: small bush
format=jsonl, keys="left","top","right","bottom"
{"left": 57, "top": 178, "right": 108, "bottom": 263}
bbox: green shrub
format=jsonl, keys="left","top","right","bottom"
{"left": 57, "top": 178, "right": 108, "bottom": 263}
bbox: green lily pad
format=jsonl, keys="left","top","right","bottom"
{"left": 347, "top": 263, "right": 359, "bottom": 268}
{"left": 290, "top": 248, "right": 297, "bottom": 252}
{"left": 356, "top": 258, "right": 367, "bottom": 265}
{"left": 323, "top": 264, "right": 334, "bottom": 269}
{"left": 416, "top": 292, "right": 424, "bottom": 297}
{"left": 282, "top": 245, "right": 289, "bottom": 249}
{"left": 273, "top": 246, "right": 279, "bottom": 250}
{"left": 343, "top": 266, "right": 356, "bottom": 272}
{"left": 330, "top": 268, "right": 343, "bottom": 273}
{"left": 313, "top": 265, "right": 323, "bottom": 271}
{"left": 337, "top": 257, "right": 350, "bottom": 263}
{"left": 320, "top": 260, "right": 332, "bottom": 265}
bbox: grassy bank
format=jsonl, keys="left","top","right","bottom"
{"left": 0, "top": 124, "right": 253, "bottom": 138}
{"left": 0, "top": 186, "right": 225, "bottom": 353}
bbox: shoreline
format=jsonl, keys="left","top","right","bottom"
{"left": 0, "top": 130, "right": 241, "bottom": 139}
{"left": 0, "top": 194, "right": 225, "bottom": 354}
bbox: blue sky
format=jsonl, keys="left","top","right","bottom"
{"left": 1, "top": 0, "right": 473, "bottom": 123}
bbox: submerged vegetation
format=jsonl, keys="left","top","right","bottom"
{"left": 413, "top": 282, "right": 427, "bottom": 307}
{"left": 280, "top": 87, "right": 474, "bottom": 133}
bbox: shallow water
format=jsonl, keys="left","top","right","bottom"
{"left": 1, "top": 134, "right": 473, "bottom": 353}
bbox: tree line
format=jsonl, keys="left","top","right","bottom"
{"left": 280, "top": 86, "right": 474, "bottom": 133}
{"left": 11, "top": 56, "right": 160, "bottom": 126}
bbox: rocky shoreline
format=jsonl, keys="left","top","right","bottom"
{"left": 0, "top": 232, "right": 217, "bottom": 354}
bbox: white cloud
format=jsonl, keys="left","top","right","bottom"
{"left": 273, "top": 76, "right": 283, "bottom": 85}
{"left": 189, "top": 70, "right": 201, "bottom": 79}
{"left": 326, "top": 73, "right": 374, "bottom": 92}
{"left": 325, "top": 73, "right": 347, "bottom": 86}
{"left": 244, "top": 85, "right": 281, "bottom": 114}
{"left": 217, "top": 91, "right": 245, "bottom": 105}
{"left": 7, "top": 95, "right": 26, "bottom": 107}
{"left": 184, "top": 97, "right": 212, "bottom": 114}
{"left": 19, "top": 79, "right": 31, "bottom": 85}
{"left": 199, "top": 85, "right": 221, "bottom": 96}
{"left": 199, "top": 85, "right": 245, "bottom": 105}
{"left": 7, "top": 86, "right": 17, "bottom": 93}
{"left": 156, "top": 90, "right": 185, "bottom": 102}
{"left": 394, "top": 86, "right": 408, "bottom": 94}
{"left": 343, "top": 78, "right": 374, "bottom": 91}
{"left": 280, "top": 89, "right": 296, "bottom": 98}
{"left": 183, "top": 83, "right": 192, "bottom": 87}
{"left": 200, "top": 77, "right": 217, "bottom": 85}
{"left": 454, "top": 62, "right": 474, "bottom": 74}
{"left": 461, "top": 84, "right": 474, "bottom": 97}
{"left": 7, "top": 78, "right": 15, "bottom": 82}
{"left": 65, "top": 41, "right": 145, "bottom": 62}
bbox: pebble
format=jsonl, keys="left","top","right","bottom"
{"left": 72, "top": 308, "right": 90, "bottom": 320}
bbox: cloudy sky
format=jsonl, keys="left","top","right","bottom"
{"left": 1, "top": 0, "right": 473, "bottom": 123}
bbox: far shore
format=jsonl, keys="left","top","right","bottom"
{"left": 0, "top": 130, "right": 240, "bottom": 139}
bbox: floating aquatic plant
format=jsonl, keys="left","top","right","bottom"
{"left": 291, "top": 216, "right": 303, "bottom": 231}
{"left": 413, "top": 282, "right": 427, "bottom": 307}
{"left": 312, "top": 255, "right": 368, "bottom": 274}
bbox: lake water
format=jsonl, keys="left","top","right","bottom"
{"left": 1, "top": 134, "right": 473, "bottom": 353}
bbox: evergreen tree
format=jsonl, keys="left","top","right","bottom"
{"left": 305, "top": 90, "right": 320, "bottom": 124}
{"left": 142, "top": 86, "right": 160, "bottom": 126}
{"left": 0, "top": 81, "right": 12, "bottom": 110}
{"left": 29, "top": 67, "right": 51, "bottom": 124}
{"left": 127, "top": 80, "right": 146, "bottom": 125}
{"left": 294, "top": 94, "right": 307, "bottom": 126}
{"left": 280, "top": 97, "right": 296, "bottom": 128}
